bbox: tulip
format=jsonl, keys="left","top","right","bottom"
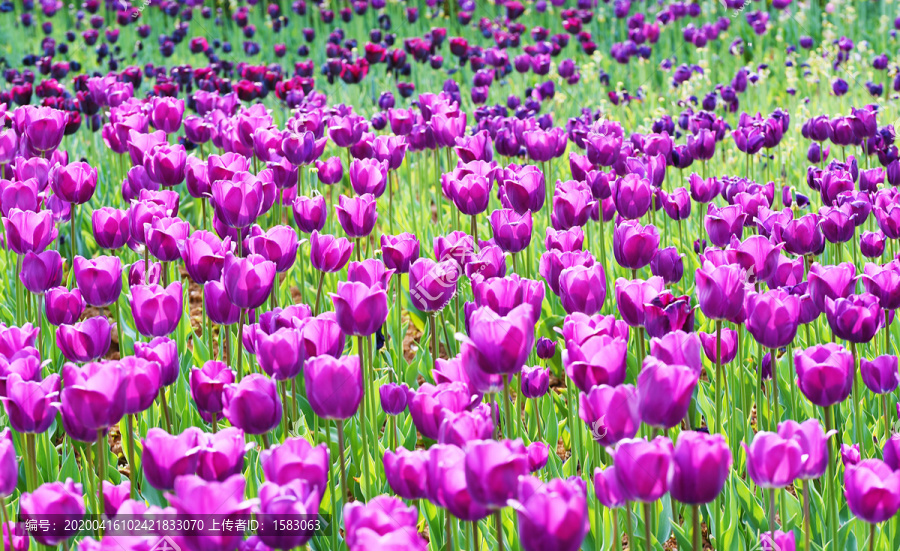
{"left": 760, "top": 531, "right": 797, "bottom": 551}
{"left": 781, "top": 213, "right": 825, "bottom": 257}
{"left": 3, "top": 209, "right": 58, "bottom": 255}
{"left": 260, "top": 437, "right": 329, "bottom": 497}
{"left": 344, "top": 495, "right": 421, "bottom": 548}
{"left": 380, "top": 233, "right": 420, "bottom": 274}
{"left": 204, "top": 280, "right": 242, "bottom": 326}
{"left": 746, "top": 290, "right": 801, "bottom": 349}
{"left": 743, "top": 431, "right": 803, "bottom": 488}
{"left": 860, "top": 355, "right": 899, "bottom": 394}
{"left": 335, "top": 193, "right": 378, "bottom": 238}
{"left": 292, "top": 195, "right": 327, "bottom": 234}
{"left": 490, "top": 208, "right": 533, "bottom": 254}
{"left": 520, "top": 365, "right": 549, "bottom": 399}
{"left": 223, "top": 253, "right": 276, "bottom": 310}
{"left": 705, "top": 204, "right": 747, "bottom": 247}
{"left": 638, "top": 356, "right": 699, "bottom": 429}
{"left": 439, "top": 409, "right": 495, "bottom": 448}
{"left": 551, "top": 183, "right": 595, "bottom": 229}
{"left": 564, "top": 334, "right": 628, "bottom": 392}
{"left": 73, "top": 256, "right": 122, "bottom": 307}
{"left": 509, "top": 476, "right": 589, "bottom": 551}
{"left": 613, "top": 173, "right": 653, "bottom": 220}
{"left": 145, "top": 216, "right": 190, "bottom": 262}
{"left": 446, "top": 173, "right": 493, "bottom": 216}
{"left": 130, "top": 282, "right": 183, "bottom": 337}
{"left": 807, "top": 262, "right": 857, "bottom": 312}
{"left": 1, "top": 373, "right": 60, "bottom": 434}
{"left": 60, "top": 361, "right": 126, "bottom": 431}
{"left": 613, "top": 220, "right": 660, "bottom": 271}
{"left": 248, "top": 225, "right": 299, "bottom": 274}
{"left": 147, "top": 144, "right": 187, "bottom": 187}
{"left": 795, "top": 343, "right": 855, "bottom": 408}
{"left": 212, "top": 172, "right": 267, "bottom": 229}
{"left": 461, "top": 304, "right": 535, "bottom": 376}
{"left": 56, "top": 317, "right": 112, "bottom": 363}
{"left": 181, "top": 230, "right": 229, "bottom": 284}
{"left": 843, "top": 443, "right": 862, "bottom": 467}
{"left": 0, "top": 429, "right": 16, "bottom": 497}
{"left": 91, "top": 207, "right": 131, "bottom": 250}
{"left": 699, "top": 328, "right": 738, "bottom": 364}
{"left": 134, "top": 336, "right": 179, "bottom": 387}
{"left": 650, "top": 246, "right": 684, "bottom": 284}
{"left": 304, "top": 355, "right": 363, "bottom": 420}
{"left": 190, "top": 361, "right": 236, "bottom": 421}
{"left": 257, "top": 328, "right": 304, "bottom": 381}
{"left": 559, "top": 264, "right": 607, "bottom": 315}
{"left": 380, "top": 383, "right": 409, "bottom": 416}
{"left": 825, "top": 293, "right": 882, "bottom": 344}
{"left": 18, "top": 479, "right": 84, "bottom": 546}
{"left": 223, "top": 374, "right": 283, "bottom": 435}
{"left": 256, "top": 480, "right": 321, "bottom": 550}
{"left": 845, "top": 459, "right": 900, "bottom": 524}
{"left": 196, "top": 427, "right": 248, "bottom": 482}
{"left": 408, "top": 258, "right": 458, "bottom": 313}
{"left": 614, "top": 437, "right": 674, "bottom": 502}
{"left": 777, "top": 419, "right": 833, "bottom": 480}
{"left": 696, "top": 262, "right": 747, "bottom": 322}
{"left": 669, "top": 431, "right": 732, "bottom": 505}
{"left": 464, "top": 439, "right": 530, "bottom": 509}
{"left": 384, "top": 447, "right": 429, "bottom": 500}
{"left": 331, "top": 281, "right": 389, "bottom": 337}
{"left": 166, "top": 474, "right": 253, "bottom": 551}
{"left": 579, "top": 384, "right": 640, "bottom": 447}
{"left": 19, "top": 249, "right": 62, "bottom": 295}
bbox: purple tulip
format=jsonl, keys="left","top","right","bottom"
{"left": 73, "top": 255, "right": 122, "bottom": 307}
{"left": 699, "top": 328, "right": 738, "bottom": 364}
{"left": 18, "top": 479, "right": 84, "bottom": 546}
{"left": 384, "top": 447, "right": 429, "bottom": 500}
{"left": 130, "top": 282, "right": 183, "bottom": 337}
{"left": 19, "top": 250, "right": 62, "bottom": 295}
{"left": 668, "top": 431, "right": 732, "bottom": 504}
{"left": 860, "top": 355, "right": 899, "bottom": 394}
{"left": 808, "top": 262, "right": 857, "bottom": 312}
{"left": 559, "top": 264, "right": 607, "bottom": 315}
{"left": 564, "top": 334, "right": 628, "bottom": 391}
{"left": 794, "top": 343, "right": 854, "bottom": 407}
{"left": 613, "top": 220, "right": 660, "bottom": 271}
{"left": 56, "top": 316, "right": 112, "bottom": 363}
{"left": 1, "top": 373, "right": 60, "bottom": 434}
{"left": 743, "top": 431, "right": 803, "bottom": 488}
{"left": 746, "top": 290, "right": 800, "bottom": 349}
{"left": 331, "top": 281, "right": 389, "bottom": 337}
{"left": 777, "top": 419, "right": 834, "bottom": 480}
{"left": 614, "top": 437, "right": 674, "bottom": 502}
{"left": 696, "top": 262, "right": 747, "bottom": 321}
{"left": 61, "top": 361, "right": 127, "bottom": 430}
{"left": 461, "top": 304, "right": 535, "bottom": 376}
{"left": 181, "top": 230, "right": 229, "bottom": 285}
{"left": 223, "top": 253, "right": 276, "bottom": 310}
{"left": 638, "top": 356, "right": 699, "bottom": 429}
{"left": 3, "top": 209, "right": 58, "bottom": 255}
{"left": 304, "top": 355, "right": 363, "bottom": 420}
{"left": 223, "top": 373, "right": 283, "bottom": 434}
{"left": 579, "top": 384, "right": 640, "bottom": 447}
{"left": 380, "top": 383, "right": 409, "bottom": 415}
{"left": 408, "top": 258, "right": 458, "bottom": 313}
{"left": 335, "top": 193, "right": 378, "bottom": 238}
{"left": 509, "top": 476, "right": 589, "bottom": 551}
{"left": 292, "top": 195, "right": 327, "bottom": 234}
{"left": 825, "top": 293, "right": 882, "bottom": 344}
{"left": 464, "top": 439, "right": 530, "bottom": 509}
{"left": 134, "top": 336, "right": 179, "bottom": 387}
{"left": 309, "top": 231, "right": 353, "bottom": 273}
{"left": 845, "top": 459, "right": 900, "bottom": 524}
{"left": 190, "top": 361, "right": 236, "bottom": 417}
{"left": 91, "top": 207, "right": 131, "bottom": 250}
{"left": 166, "top": 474, "right": 253, "bottom": 551}
{"left": 197, "top": 428, "right": 249, "bottom": 482}
{"left": 490, "top": 209, "right": 533, "bottom": 254}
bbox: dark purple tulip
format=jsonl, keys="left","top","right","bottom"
{"left": 696, "top": 262, "right": 747, "bottom": 321}
{"left": 808, "top": 262, "right": 857, "bottom": 312}
{"left": 223, "top": 373, "right": 282, "bottom": 434}
{"left": 613, "top": 220, "right": 660, "bottom": 270}
{"left": 349, "top": 158, "right": 388, "bottom": 198}
{"left": 585, "top": 132, "right": 621, "bottom": 167}
{"left": 490, "top": 209, "right": 533, "bottom": 254}
{"left": 780, "top": 213, "right": 825, "bottom": 257}
{"left": 860, "top": 355, "right": 899, "bottom": 394}
{"left": 1, "top": 373, "right": 60, "bottom": 434}
{"left": 248, "top": 225, "right": 299, "bottom": 273}
{"left": 304, "top": 355, "right": 363, "bottom": 420}
{"left": 503, "top": 165, "right": 546, "bottom": 214}
{"left": 18, "top": 479, "right": 84, "bottom": 547}
{"left": 825, "top": 293, "right": 882, "bottom": 344}
{"left": 777, "top": 419, "right": 834, "bottom": 480}
{"left": 559, "top": 264, "right": 607, "bottom": 315}
{"left": 876, "top": 204, "right": 900, "bottom": 239}
{"left": 819, "top": 204, "right": 855, "bottom": 244}
{"left": 668, "top": 431, "right": 732, "bottom": 504}
{"left": 56, "top": 317, "right": 112, "bottom": 363}
{"left": 380, "top": 383, "right": 409, "bottom": 415}
{"left": 860, "top": 231, "right": 886, "bottom": 258}
{"left": 257, "top": 328, "right": 304, "bottom": 381}
{"left": 638, "top": 356, "right": 699, "bottom": 429}
{"left": 579, "top": 384, "right": 640, "bottom": 447}
{"left": 613, "top": 174, "right": 653, "bottom": 220}
{"left": 614, "top": 437, "right": 673, "bottom": 502}
{"left": 615, "top": 277, "right": 664, "bottom": 328}
{"left": 746, "top": 290, "right": 800, "bottom": 349}
{"left": 564, "top": 335, "right": 628, "bottom": 391}
{"left": 211, "top": 172, "right": 266, "bottom": 229}
{"left": 520, "top": 365, "right": 549, "bottom": 398}
{"left": 50, "top": 161, "right": 97, "bottom": 204}
{"left": 689, "top": 174, "right": 719, "bottom": 203}
{"left": 819, "top": 170, "right": 854, "bottom": 206}
{"left": 223, "top": 253, "right": 276, "bottom": 310}
{"left": 119, "top": 356, "right": 161, "bottom": 415}
{"left": 335, "top": 193, "right": 377, "bottom": 238}
{"left": 594, "top": 466, "right": 627, "bottom": 509}
{"left": 190, "top": 360, "right": 235, "bottom": 417}
{"left": 91, "top": 207, "right": 131, "bottom": 250}
{"left": 845, "top": 459, "right": 900, "bottom": 523}
{"left": 550, "top": 183, "right": 595, "bottom": 230}
{"left": 292, "top": 195, "right": 327, "bottom": 234}
{"left": 19, "top": 250, "right": 62, "bottom": 295}
{"left": 699, "top": 327, "right": 738, "bottom": 364}
{"left": 794, "top": 343, "right": 854, "bottom": 407}
{"left": 408, "top": 258, "right": 458, "bottom": 313}
{"left": 446, "top": 173, "right": 492, "bottom": 216}
{"left": 535, "top": 337, "right": 557, "bottom": 360}
{"left": 260, "top": 437, "right": 329, "bottom": 494}
{"left": 331, "top": 281, "right": 389, "bottom": 337}
{"left": 130, "top": 282, "right": 183, "bottom": 337}
{"left": 462, "top": 304, "right": 535, "bottom": 376}
{"left": 743, "top": 431, "right": 803, "bottom": 488}
{"left": 650, "top": 246, "right": 684, "bottom": 284}
{"left": 705, "top": 204, "right": 747, "bottom": 248}
{"left": 315, "top": 156, "right": 344, "bottom": 185}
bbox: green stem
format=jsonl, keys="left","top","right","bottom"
{"left": 313, "top": 271, "right": 326, "bottom": 315}
{"left": 803, "top": 480, "right": 811, "bottom": 551}
{"left": 503, "top": 375, "right": 512, "bottom": 440}
{"left": 96, "top": 431, "right": 106, "bottom": 534}
{"left": 692, "top": 505, "right": 701, "bottom": 551}
{"left": 825, "top": 405, "right": 840, "bottom": 551}
{"left": 850, "top": 342, "right": 864, "bottom": 452}
{"left": 644, "top": 501, "right": 654, "bottom": 550}
{"left": 494, "top": 510, "right": 503, "bottom": 551}
{"left": 126, "top": 415, "right": 138, "bottom": 499}
{"left": 235, "top": 308, "right": 247, "bottom": 381}
{"left": 624, "top": 502, "right": 635, "bottom": 551}
{"left": 357, "top": 336, "right": 371, "bottom": 499}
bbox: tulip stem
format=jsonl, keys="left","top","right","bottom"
{"left": 869, "top": 522, "right": 876, "bottom": 551}
{"left": 336, "top": 420, "right": 349, "bottom": 505}
{"left": 494, "top": 510, "right": 503, "bottom": 551}
{"left": 503, "top": 375, "right": 512, "bottom": 439}
{"left": 824, "top": 405, "right": 840, "bottom": 551}
{"left": 430, "top": 314, "right": 438, "bottom": 370}
{"left": 96, "top": 431, "right": 106, "bottom": 535}
{"left": 235, "top": 308, "right": 247, "bottom": 381}
{"left": 126, "top": 414, "right": 138, "bottom": 499}
{"left": 71, "top": 203, "right": 77, "bottom": 264}
{"left": 471, "top": 214, "right": 478, "bottom": 244}
{"left": 291, "top": 378, "right": 299, "bottom": 431}
{"left": 884, "top": 395, "right": 892, "bottom": 440}
{"left": 692, "top": 505, "right": 701, "bottom": 551}
{"left": 395, "top": 274, "right": 403, "bottom": 378}
{"left": 159, "top": 389, "right": 173, "bottom": 433}
{"left": 624, "top": 502, "right": 635, "bottom": 551}
{"left": 768, "top": 487, "right": 776, "bottom": 551}
{"left": 212, "top": 413, "right": 218, "bottom": 434}
{"left": 803, "top": 480, "right": 811, "bottom": 551}
{"left": 82, "top": 442, "right": 98, "bottom": 533}
{"left": 280, "top": 381, "right": 289, "bottom": 439}
{"left": 313, "top": 272, "right": 326, "bottom": 316}
{"left": 357, "top": 336, "right": 371, "bottom": 499}
{"left": 771, "top": 348, "right": 780, "bottom": 431}
{"left": 715, "top": 321, "right": 723, "bottom": 435}
{"left": 643, "top": 501, "right": 654, "bottom": 550}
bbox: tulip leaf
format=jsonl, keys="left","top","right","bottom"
{"left": 734, "top": 476, "right": 767, "bottom": 534}
{"left": 656, "top": 495, "right": 673, "bottom": 544}
{"left": 671, "top": 519, "right": 692, "bottom": 551}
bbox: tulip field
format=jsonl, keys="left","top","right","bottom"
{"left": 3, "top": 0, "right": 900, "bottom": 550}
